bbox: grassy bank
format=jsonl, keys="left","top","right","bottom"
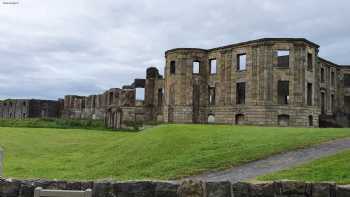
{"left": 0, "top": 118, "right": 106, "bottom": 130}
{"left": 0, "top": 124, "right": 349, "bottom": 181}
{"left": 258, "top": 150, "right": 350, "bottom": 184}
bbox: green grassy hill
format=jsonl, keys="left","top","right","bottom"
{"left": 0, "top": 124, "right": 349, "bottom": 181}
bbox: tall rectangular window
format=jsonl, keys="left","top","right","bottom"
{"left": 237, "top": 54, "right": 246, "bottom": 71}
{"left": 109, "top": 92, "right": 114, "bottom": 105}
{"left": 307, "top": 53, "right": 313, "bottom": 70}
{"left": 208, "top": 86, "right": 216, "bottom": 105}
{"left": 193, "top": 61, "right": 200, "bottom": 74}
{"left": 331, "top": 71, "right": 335, "bottom": 87}
{"left": 321, "top": 92, "right": 325, "bottom": 114}
{"left": 158, "top": 88, "right": 163, "bottom": 107}
{"left": 209, "top": 59, "right": 217, "bottom": 74}
{"left": 170, "top": 61, "right": 176, "bottom": 74}
{"left": 136, "top": 88, "right": 145, "bottom": 101}
{"left": 277, "top": 50, "right": 290, "bottom": 67}
{"left": 307, "top": 83, "right": 312, "bottom": 106}
{"left": 321, "top": 68, "right": 325, "bottom": 83}
{"left": 345, "top": 74, "right": 350, "bottom": 87}
{"left": 278, "top": 81, "right": 289, "bottom": 105}
{"left": 236, "top": 82, "right": 246, "bottom": 104}
{"left": 331, "top": 94, "right": 335, "bottom": 113}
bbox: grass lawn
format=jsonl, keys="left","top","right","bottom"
{"left": 0, "top": 124, "right": 349, "bottom": 181}
{"left": 258, "top": 150, "right": 350, "bottom": 184}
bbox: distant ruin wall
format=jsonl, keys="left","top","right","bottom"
{"left": 0, "top": 178, "right": 350, "bottom": 197}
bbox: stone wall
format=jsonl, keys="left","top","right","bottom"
{"left": 0, "top": 99, "right": 61, "bottom": 119}
{"left": 164, "top": 38, "right": 322, "bottom": 127}
{"left": 0, "top": 178, "right": 350, "bottom": 197}
{"left": 1, "top": 38, "right": 349, "bottom": 128}
{"left": 0, "top": 148, "right": 3, "bottom": 177}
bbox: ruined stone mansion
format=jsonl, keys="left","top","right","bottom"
{"left": 1, "top": 38, "right": 350, "bottom": 128}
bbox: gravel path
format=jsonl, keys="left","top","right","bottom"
{"left": 184, "top": 138, "right": 350, "bottom": 183}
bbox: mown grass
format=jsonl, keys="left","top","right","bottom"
{"left": 0, "top": 124, "right": 349, "bottom": 181}
{"left": 258, "top": 150, "right": 350, "bottom": 184}
{"left": 0, "top": 118, "right": 106, "bottom": 130}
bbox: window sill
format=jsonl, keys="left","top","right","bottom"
{"left": 274, "top": 66, "right": 289, "bottom": 69}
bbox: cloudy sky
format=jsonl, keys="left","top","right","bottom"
{"left": 0, "top": 0, "right": 349, "bottom": 100}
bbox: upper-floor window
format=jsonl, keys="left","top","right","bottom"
{"left": 208, "top": 86, "right": 216, "bottom": 105}
{"left": 237, "top": 54, "right": 246, "bottom": 71}
{"left": 344, "top": 74, "right": 350, "bottom": 87}
{"left": 109, "top": 92, "right": 113, "bottom": 105}
{"left": 158, "top": 88, "right": 163, "bottom": 107}
{"left": 278, "top": 80, "right": 289, "bottom": 105}
{"left": 193, "top": 61, "right": 200, "bottom": 74}
{"left": 331, "top": 71, "right": 335, "bottom": 87}
{"left": 277, "top": 50, "right": 290, "bottom": 68}
{"left": 170, "top": 61, "right": 176, "bottom": 74}
{"left": 136, "top": 88, "right": 145, "bottom": 101}
{"left": 321, "top": 68, "right": 325, "bottom": 83}
{"left": 307, "top": 53, "right": 313, "bottom": 70}
{"left": 307, "top": 83, "right": 312, "bottom": 106}
{"left": 236, "top": 82, "right": 246, "bottom": 104}
{"left": 209, "top": 59, "right": 217, "bottom": 74}
{"left": 331, "top": 94, "right": 335, "bottom": 113}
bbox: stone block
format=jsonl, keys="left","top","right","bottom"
{"left": 337, "top": 185, "right": 350, "bottom": 197}
{"left": 206, "top": 181, "right": 231, "bottom": 197}
{"left": 177, "top": 180, "right": 204, "bottom": 197}
{"left": 0, "top": 178, "right": 21, "bottom": 197}
{"left": 312, "top": 182, "right": 336, "bottom": 197}
{"left": 0, "top": 147, "right": 3, "bottom": 177}
{"left": 232, "top": 182, "right": 250, "bottom": 197}
{"left": 249, "top": 182, "right": 275, "bottom": 197}
{"left": 155, "top": 182, "right": 179, "bottom": 197}
{"left": 277, "top": 181, "right": 311, "bottom": 196}
{"left": 114, "top": 181, "right": 156, "bottom": 197}
{"left": 92, "top": 181, "right": 116, "bottom": 197}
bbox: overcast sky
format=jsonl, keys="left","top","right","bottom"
{"left": 0, "top": 0, "right": 349, "bottom": 100}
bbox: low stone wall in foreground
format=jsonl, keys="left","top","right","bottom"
{"left": 0, "top": 178, "right": 350, "bottom": 197}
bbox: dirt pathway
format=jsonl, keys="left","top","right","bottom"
{"left": 185, "top": 138, "right": 350, "bottom": 183}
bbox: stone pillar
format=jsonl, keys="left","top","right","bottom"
{"left": 0, "top": 147, "right": 3, "bottom": 177}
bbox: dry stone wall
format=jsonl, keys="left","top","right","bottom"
{"left": 0, "top": 178, "right": 350, "bottom": 197}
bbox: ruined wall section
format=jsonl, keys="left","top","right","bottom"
{"left": 164, "top": 49, "right": 209, "bottom": 123}
{"left": 164, "top": 39, "right": 322, "bottom": 127}
{"left": 0, "top": 99, "right": 61, "bottom": 119}
{"left": 0, "top": 99, "right": 29, "bottom": 119}
{"left": 144, "top": 67, "right": 164, "bottom": 122}
{"left": 63, "top": 94, "right": 106, "bottom": 120}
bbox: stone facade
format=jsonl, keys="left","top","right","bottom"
{"left": 1, "top": 38, "right": 349, "bottom": 128}
{"left": 0, "top": 99, "right": 62, "bottom": 119}
{"left": 164, "top": 38, "right": 350, "bottom": 127}
{"left": 62, "top": 67, "right": 164, "bottom": 129}
{"left": 0, "top": 178, "right": 350, "bottom": 197}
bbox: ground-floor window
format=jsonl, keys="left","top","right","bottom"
{"left": 208, "top": 114, "right": 215, "bottom": 123}
{"left": 278, "top": 114, "right": 290, "bottom": 126}
{"left": 235, "top": 114, "right": 245, "bottom": 125}
{"left": 308, "top": 115, "right": 313, "bottom": 126}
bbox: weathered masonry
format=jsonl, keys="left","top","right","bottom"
{"left": 0, "top": 99, "right": 63, "bottom": 119}
{"left": 1, "top": 178, "right": 350, "bottom": 197}
{"left": 1, "top": 38, "right": 349, "bottom": 128}
{"left": 164, "top": 38, "right": 350, "bottom": 127}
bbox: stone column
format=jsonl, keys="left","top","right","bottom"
{"left": 0, "top": 147, "right": 3, "bottom": 177}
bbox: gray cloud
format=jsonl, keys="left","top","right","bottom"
{"left": 0, "top": 0, "right": 349, "bottom": 100}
